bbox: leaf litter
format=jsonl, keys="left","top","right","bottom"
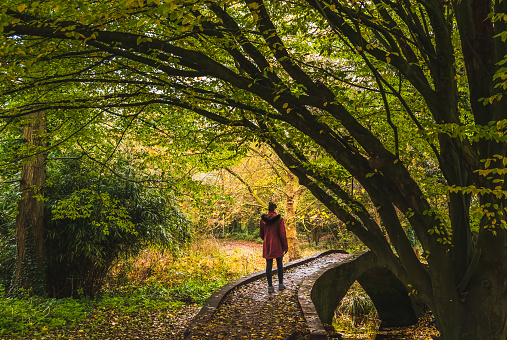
{"left": 9, "top": 244, "right": 438, "bottom": 340}
{"left": 187, "top": 253, "right": 349, "bottom": 339}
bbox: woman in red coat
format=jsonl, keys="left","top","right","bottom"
{"left": 259, "top": 202, "right": 288, "bottom": 293}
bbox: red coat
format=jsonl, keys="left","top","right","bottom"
{"left": 259, "top": 212, "right": 288, "bottom": 259}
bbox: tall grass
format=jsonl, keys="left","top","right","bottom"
{"left": 333, "top": 281, "right": 380, "bottom": 338}
{"left": 105, "top": 237, "right": 266, "bottom": 302}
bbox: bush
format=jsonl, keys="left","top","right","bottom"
{"left": 0, "top": 182, "right": 19, "bottom": 289}
{"left": 43, "top": 156, "right": 191, "bottom": 298}
{"left": 231, "top": 232, "right": 260, "bottom": 243}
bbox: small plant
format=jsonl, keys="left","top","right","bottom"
{"left": 333, "top": 282, "right": 380, "bottom": 336}
{"left": 0, "top": 285, "right": 90, "bottom": 337}
{"left": 168, "top": 279, "right": 227, "bottom": 305}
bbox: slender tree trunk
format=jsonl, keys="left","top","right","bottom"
{"left": 285, "top": 171, "right": 302, "bottom": 261}
{"left": 12, "top": 111, "right": 47, "bottom": 294}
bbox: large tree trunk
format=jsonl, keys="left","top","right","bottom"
{"left": 448, "top": 1, "right": 507, "bottom": 338}
{"left": 12, "top": 111, "right": 47, "bottom": 294}
{"left": 460, "top": 230, "right": 507, "bottom": 340}
{"left": 432, "top": 228, "right": 507, "bottom": 340}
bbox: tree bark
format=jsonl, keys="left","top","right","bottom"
{"left": 12, "top": 111, "right": 47, "bottom": 294}
{"left": 462, "top": 230, "right": 507, "bottom": 340}
{"left": 285, "top": 171, "right": 302, "bottom": 261}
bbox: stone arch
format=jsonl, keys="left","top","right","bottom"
{"left": 307, "top": 251, "right": 419, "bottom": 328}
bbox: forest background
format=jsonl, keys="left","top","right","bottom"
{"left": 0, "top": 0, "right": 506, "bottom": 339}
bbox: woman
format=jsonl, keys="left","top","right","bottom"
{"left": 259, "top": 202, "right": 288, "bottom": 293}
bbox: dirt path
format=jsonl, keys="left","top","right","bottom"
{"left": 186, "top": 253, "right": 351, "bottom": 340}
{"left": 219, "top": 240, "right": 263, "bottom": 252}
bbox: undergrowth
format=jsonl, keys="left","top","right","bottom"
{"left": 0, "top": 286, "right": 89, "bottom": 336}
{"left": 0, "top": 236, "right": 349, "bottom": 338}
{"left": 0, "top": 237, "right": 266, "bottom": 338}
{"left": 332, "top": 281, "right": 380, "bottom": 339}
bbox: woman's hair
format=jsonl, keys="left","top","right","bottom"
{"left": 268, "top": 202, "right": 277, "bottom": 212}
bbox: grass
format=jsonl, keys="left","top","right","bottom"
{"left": 0, "top": 234, "right": 362, "bottom": 339}
{"left": 0, "top": 237, "right": 269, "bottom": 339}
{"left": 330, "top": 282, "right": 439, "bottom": 340}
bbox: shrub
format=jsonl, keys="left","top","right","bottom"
{"left": 232, "top": 232, "right": 260, "bottom": 243}
{"left": 44, "top": 156, "right": 191, "bottom": 298}
{"left": 0, "top": 182, "right": 19, "bottom": 289}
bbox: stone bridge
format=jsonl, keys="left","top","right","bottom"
{"left": 299, "top": 250, "right": 424, "bottom": 339}
{"left": 184, "top": 250, "right": 423, "bottom": 339}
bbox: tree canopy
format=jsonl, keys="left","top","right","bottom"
{"left": 1, "top": 0, "right": 507, "bottom": 339}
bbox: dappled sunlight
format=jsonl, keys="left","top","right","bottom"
{"left": 105, "top": 238, "right": 267, "bottom": 297}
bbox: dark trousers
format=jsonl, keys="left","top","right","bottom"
{"left": 266, "top": 257, "right": 284, "bottom": 286}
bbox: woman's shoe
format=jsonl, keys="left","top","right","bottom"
{"left": 279, "top": 284, "right": 286, "bottom": 290}
{"left": 268, "top": 286, "right": 275, "bottom": 293}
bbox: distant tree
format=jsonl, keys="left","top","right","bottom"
{"left": 222, "top": 146, "right": 305, "bottom": 260}
{"left": 12, "top": 111, "right": 47, "bottom": 294}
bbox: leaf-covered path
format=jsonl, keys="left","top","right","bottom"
{"left": 185, "top": 253, "right": 350, "bottom": 339}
